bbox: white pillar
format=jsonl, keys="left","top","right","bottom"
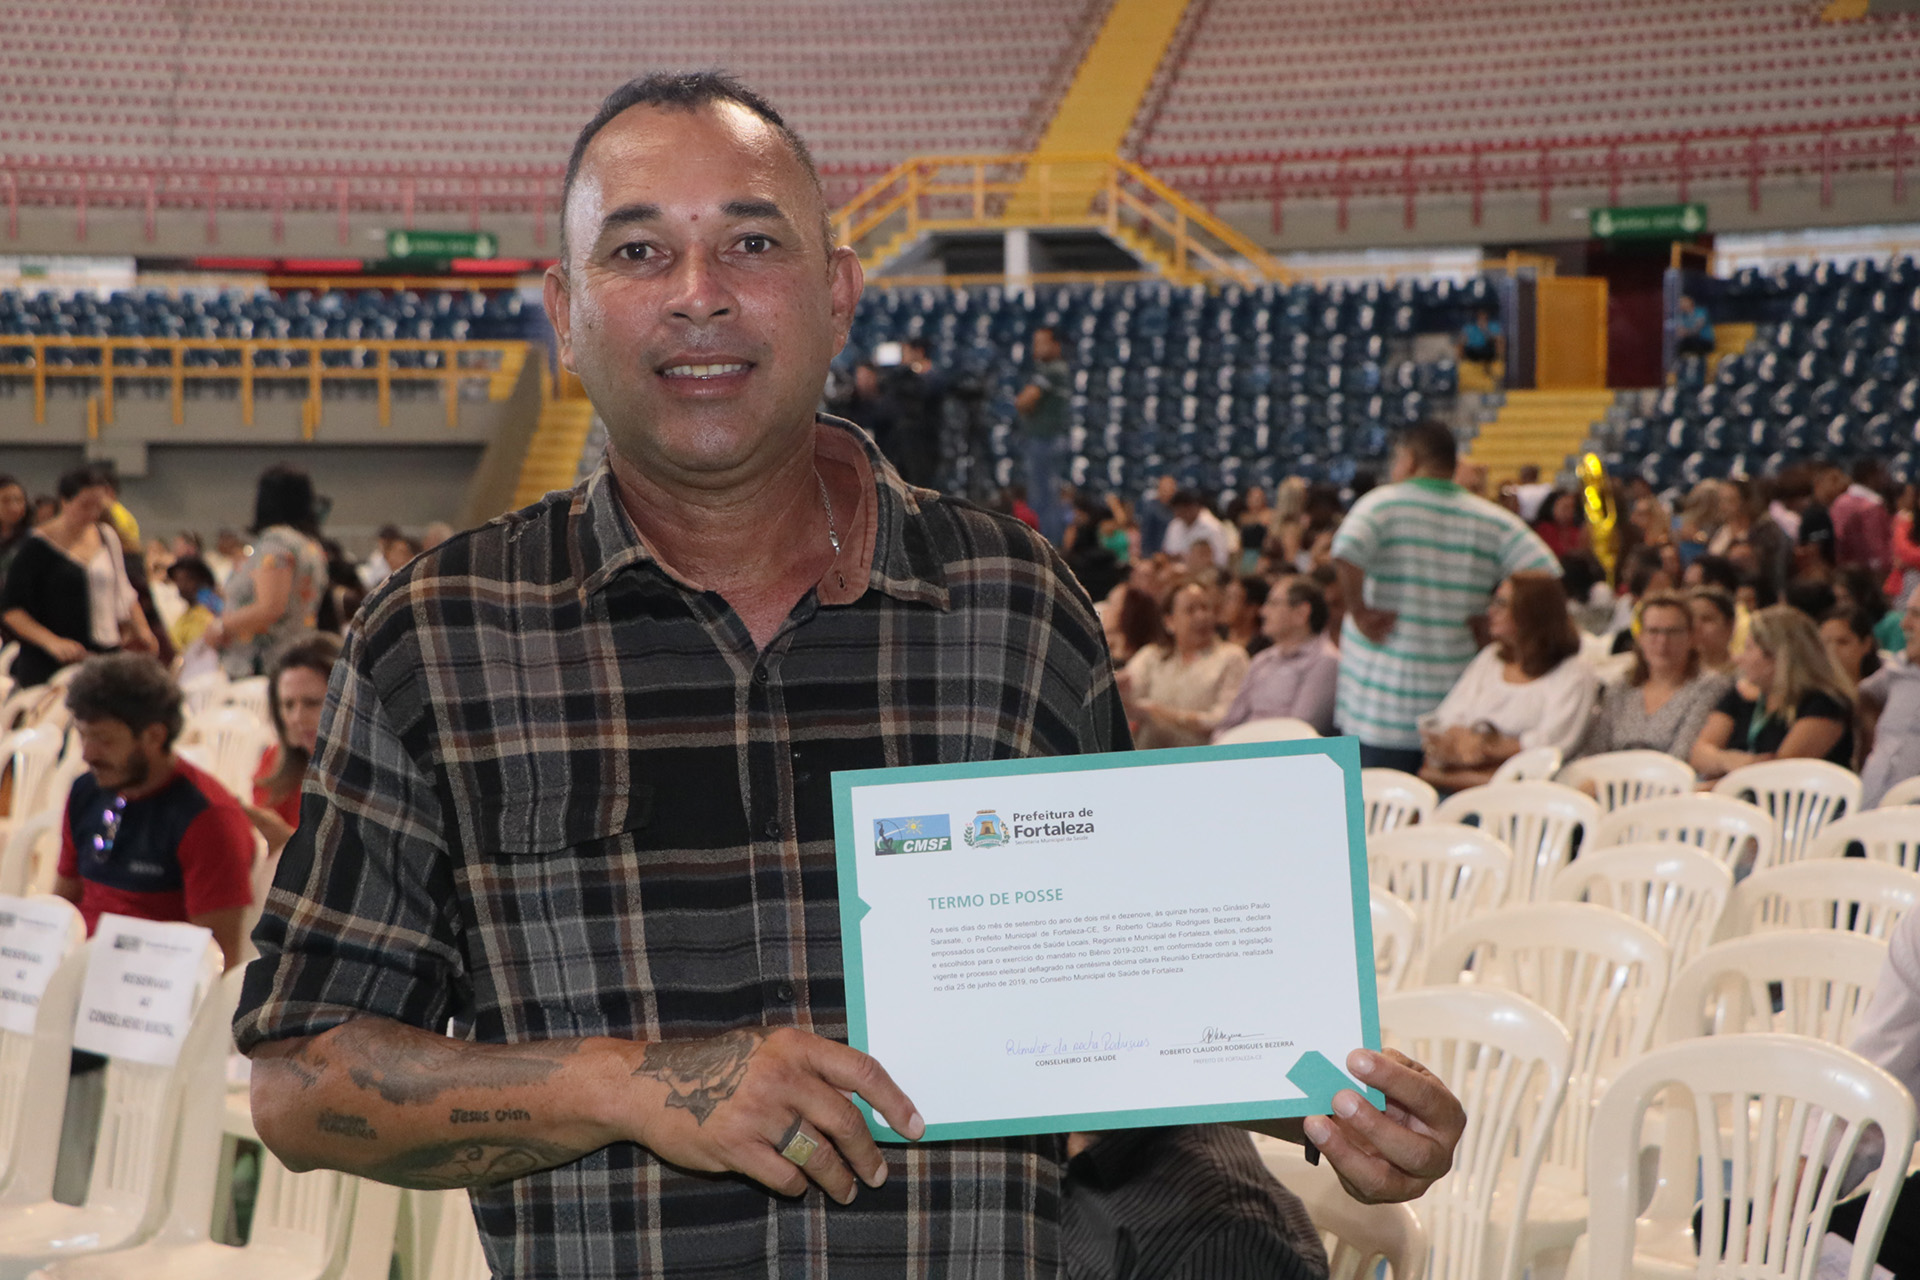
{"left": 1004, "top": 228, "right": 1032, "bottom": 288}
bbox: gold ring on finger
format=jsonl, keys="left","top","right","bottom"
{"left": 778, "top": 1121, "right": 819, "bottom": 1167}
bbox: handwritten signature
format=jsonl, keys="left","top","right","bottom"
{"left": 1201, "top": 1026, "right": 1267, "bottom": 1044}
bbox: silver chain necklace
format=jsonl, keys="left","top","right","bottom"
{"left": 815, "top": 469, "right": 846, "bottom": 592}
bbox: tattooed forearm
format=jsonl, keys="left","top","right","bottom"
{"left": 328, "top": 1020, "right": 586, "bottom": 1106}
{"left": 367, "top": 1137, "right": 588, "bottom": 1190}
{"left": 317, "top": 1109, "right": 379, "bottom": 1141}
{"left": 633, "top": 1028, "right": 766, "bottom": 1125}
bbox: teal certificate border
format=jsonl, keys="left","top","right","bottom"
{"left": 830, "top": 735, "right": 1382, "bottom": 1143}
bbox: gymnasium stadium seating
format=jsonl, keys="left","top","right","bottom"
{"left": 2, "top": 0, "right": 1108, "bottom": 203}
{"left": 1139, "top": 0, "right": 1920, "bottom": 157}
{"left": 1603, "top": 254, "right": 1920, "bottom": 489}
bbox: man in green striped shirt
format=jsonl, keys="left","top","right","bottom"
{"left": 1331, "top": 420, "right": 1560, "bottom": 772}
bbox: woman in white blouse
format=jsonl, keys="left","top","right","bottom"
{"left": 1418, "top": 570, "right": 1597, "bottom": 791}
{"left": 1118, "top": 579, "right": 1250, "bottom": 749}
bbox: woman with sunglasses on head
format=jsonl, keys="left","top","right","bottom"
{"left": 1691, "top": 604, "right": 1856, "bottom": 781}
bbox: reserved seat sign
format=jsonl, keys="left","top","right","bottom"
{"left": 0, "top": 896, "right": 80, "bottom": 1036}
{"left": 71, "top": 914, "right": 213, "bottom": 1067}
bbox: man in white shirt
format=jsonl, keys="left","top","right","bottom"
{"left": 1161, "top": 490, "right": 1232, "bottom": 569}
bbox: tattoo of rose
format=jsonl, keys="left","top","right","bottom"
{"left": 634, "top": 1028, "right": 766, "bottom": 1125}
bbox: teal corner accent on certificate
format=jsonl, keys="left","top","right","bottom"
{"left": 831, "top": 736, "right": 1382, "bottom": 1143}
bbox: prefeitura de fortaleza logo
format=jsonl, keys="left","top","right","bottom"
{"left": 962, "top": 810, "right": 1010, "bottom": 848}
{"left": 873, "top": 815, "right": 953, "bottom": 855}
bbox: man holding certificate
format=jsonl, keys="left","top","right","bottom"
{"left": 234, "top": 72, "right": 1463, "bottom": 1278}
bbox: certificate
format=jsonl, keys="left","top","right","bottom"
{"left": 832, "top": 737, "right": 1381, "bottom": 1142}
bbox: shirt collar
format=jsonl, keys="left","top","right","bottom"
{"left": 1405, "top": 476, "right": 1461, "bottom": 494}
{"left": 571, "top": 413, "right": 949, "bottom": 610}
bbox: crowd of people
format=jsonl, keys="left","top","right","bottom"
{"left": 979, "top": 413, "right": 1920, "bottom": 806}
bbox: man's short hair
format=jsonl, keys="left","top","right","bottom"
{"left": 1282, "top": 576, "right": 1330, "bottom": 634}
{"left": 65, "top": 653, "right": 184, "bottom": 748}
{"left": 1170, "top": 488, "right": 1203, "bottom": 511}
{"left": 1396, "top": 419, "right": 1459, "bottom": 475}
{"left": 560, "top": 71, "right": 826, "bottom": 266}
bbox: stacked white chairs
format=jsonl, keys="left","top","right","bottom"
{"left": 177, "top": 707, "right": 276, "bottom": 805}
{"left": 1879, "top": 775, "right": 1920, "bottom": 808}
{"left": 0, "top": 814, "right": 62, "bottom": 899}
{"left": 1548, "top": 842, "right": 1733, "bottom": 983}
{"left": 1808, "top": 808, "right": 1920, "bottom": 871}
{"left": 22, "top": 967, "right": 402, "bottom": 1280}
{"left": 215, "top": 677, "right": 272, "bottom": 727}
{"left": 1255, "top": 1137, "right": 1429, "bottom": 1279}
{"left": 1554, "top": 750, "right": 1695, "bottom": 813}
{"left": 1367, "top": 825, "right": 1510, "bottom": 981}
{"left": 0, "top": 933, "right": 224, "bottom": 1277}
{"left": 1214, "top": 716, "right": 1319, "bottom": 744}
{"left": 1423, "top": 903, "right": 1671, "bottom": 1278}
{"left": 1370, "top": 885, "right": 1421, "bottom": 995}
{"left": 1717, "top": 860, "right": 1920, "bottom": 942}
{"left": 1568, "top": 1034, "right": 1915, "bottom": 1280}
{"left": 1434, "top": 782, "right": 1599, "bottom": 904}
{"left": 1377, "top": 986, "right": 1572, "bottom": 1280}
{"left": 0, "top": 898, "right": 86, "bottom": 1199}
{"left": 413, "top": 1189, "right": 495, "bottom": 1280}
{"left": 1362, "top": 769, "right": 1438, "bottom": 837}
{"left": 1489, "top": 746, "right": 1563, "bottom": 785}
{"left": 1663, "top": 931, "right": 1886, "bottom": 1046}
{"left": 1712, "top": 759, "right": 1863, "bottom": 866}
{"left": 1592, "top": 793, "right": 1780, "bottom": 878}
{"left": 0, "top": 728, "right": 66, "bottom": 845}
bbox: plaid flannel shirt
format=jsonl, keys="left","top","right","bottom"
{"left": 235, "top": 417, "right": 1129, "bottom": 1279}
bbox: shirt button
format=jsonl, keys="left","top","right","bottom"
{"left": 763, "top": 816, "right": 783, "bottom": 839}
{"left": 753, "top": 667, "right": 770, "bottom": 685}
{"left": 774, "top": 982, "right": 796, "bottom": 1003}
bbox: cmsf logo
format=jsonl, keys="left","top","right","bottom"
{"left": 873, "top": 815, "right": 953, "bottom": 855}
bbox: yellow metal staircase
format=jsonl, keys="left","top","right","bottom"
{"left": 1033, "top": 0, "right": 1194, "bottom": 158}
{"left": 511, "top": 382, "right": 597, "bottom": 508}
{"left": 1464, "top": 390, "right": 1616, "bottom": 489}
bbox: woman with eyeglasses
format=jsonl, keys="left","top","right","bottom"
{"left": 1417, "top": 571, "right": 1597, "bottom": 792}
{"left": 1691, "top": 604, "right": 1856, "bottom": 780}
{"left": 1572, "top": 591, "right": 1732, "bottom": 764}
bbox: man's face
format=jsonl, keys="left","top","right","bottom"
{"left": 1033, "top": 329, "right": 1061, "bottom": 362}
{"left": 1260, "top": 585, "right": 1310, "bottom": 644}
{"left": 546, "top": 102, "right": 862, "bottom": 486}
{"left": 75, "top": 717, "right": 166, "bottom": 794}
{"left": 1155, "top": 475, "right": 1177, "bottom": 504}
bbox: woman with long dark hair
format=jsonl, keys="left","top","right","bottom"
{"left": 244, "top": 631, "right": 342, "bottom": 854}
{"left": 205, "top": 465, "right": 331, "bottom": 678}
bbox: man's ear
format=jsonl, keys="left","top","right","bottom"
{"left": 826, "top": 245, "right": 865, "bottom": 356}
{"left": 544, "top": 265, "right": 577, "bottom": 373}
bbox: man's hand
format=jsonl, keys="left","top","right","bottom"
{"left": 628, "top": 1027, "right": 924, "bottom": 1206}
{"left": 1304, "top": 1048, "right": 1463, "bottom": 1205}
{"left": 1351, "top": 604, "right": 1397, "bottom": 644}
{"left": 46, "top": 636, "right": 88, "bottom": 665}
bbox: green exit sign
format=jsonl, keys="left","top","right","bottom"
{"left": 385, "top": 229, "right": 499, "bottom": 260}
{"left": 1589, "top": 203, "right": 1707, "bottom": 240}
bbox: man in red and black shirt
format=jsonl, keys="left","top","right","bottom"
{"left": 55, "top": 653, "right": 254, "bottom": 969}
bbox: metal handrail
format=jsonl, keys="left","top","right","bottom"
{"left": 0, "top": 336, "right": 529, "bottom": 437}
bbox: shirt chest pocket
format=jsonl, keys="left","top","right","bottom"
{"left": 471, "top": 785, "right": 656, "bottom": 862}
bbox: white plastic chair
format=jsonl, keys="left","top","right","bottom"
{"left": 215, "top": 676, "right": 272, "bottom": 727}
{"left": 1256, "top": 1136, "right": 1429, "bottom": 1279}
{"left": 1662, "top": 930, "right": 1886, "bottom": 1046}
{"left": 176, "top": 671, "right": 228, "bottom": 721}
{"left": 1713, "top": 759, "right": 1863, "bottom": 866}
{"left": 0, "top": 728, "right": 65, "bottom": 835}
{"left": 1717, "top": 860, "right": 1920, "bottom": 942}
{"left": 1568, "top": 1034, "right": 1916, "bottom": 1280}
{"left": 1556, "top": 750, "right": 1696, "bottom": 813}
{"left": 0, "top": 934, "right": 225, "bottom": 1277}
{"left": 1490, "top": 745, "right": 1563, "bottom": 784}
{"left": 1424, "top": 903, "right": 1672, "bottom": 1277}
{"left": 1379, "top": 986, "right": 1572, "bottom": 1280}
{"left": 414, "top": 1189, "right": 493, "bottom": 1280}
{"left": 1877, "top": 774, "right": 1920, "bottom": 808}
{"left": 178, "top": 707, "right": 275, "bottom": 804}
{"left": 1807, "top": 807, "right": 1920, "bottom": 871}
{"left": 1368, "top": 824, "right": 1512, "bottom": 980}
{"left": 0, "top": 813, "right": 62, "bottom": 899}
{"left": 1214, "top": 716, "right": 1320, "bottom": 744}
{"left": 1363, "top": 768, "right": 1438, "bottom": 837}
{"left": 1548, "top": 841, "right": 1733, "bottom": 982}
{"left": 0, "top": 897, "right": 85, "bottom": 1198}
{"left": 1435, "top": 781, "right": 1600, "bottom": 904}
{"left": 1371, "top": 885, "right": 1421, "bottom": 995}
{"left": 1592, "top": 793, "right": 1781, "bottom": 877}
{"left": 23, "top": 966, "right": 402, "bottom": 1280}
